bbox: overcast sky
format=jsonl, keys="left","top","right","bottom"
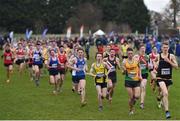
{"left": 144, "top": 0, "right": 170, "bottom": 13}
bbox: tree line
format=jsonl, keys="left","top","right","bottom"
{"left": 0, "top": 0, "right": 150, "bottom": 34}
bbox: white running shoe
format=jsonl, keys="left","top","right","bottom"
{"left": 6, "top": 80, "right": 10, "bottom": 83}
{"left": 157, "top": 101, "right": 163, "bottom": 108}
{"left": 129, "top": 110, "right": 134, "bottom": 115}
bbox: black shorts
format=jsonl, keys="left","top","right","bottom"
{"left": 122, "top": 56, "right": 128, "bottom": 59}
{"left": 72, "top": 76, "right": 78, "bottom": 84}
{"left": 96, "top": 82, "right": 107, "bottom": 88}
{"left": 4, "top": 63, "right": 12, "bottom": 67}
{"left": 142, "top": 73, "right": 148, "bottom": 79}
{"left": 42, "top": 58, "right": 45, "bottom": 63}
{"left": 59, "top": 69, "right": 65, "bottom": 75}
{"left": 125, "top": 80, "right": 140, "bottom": 88}
{"left": 33, "top": 64, "right": 43, "bottom": 69}
{"left": 149, "top": 69, "right": 153, "bottom": 72}
{"left": 49, "top": 69, "right": 59, "bottom": 76}
{"left": 76, "top": 75, "right": 85, "bottom": 83}
{"left": 156, "top": 79, "right": 173, "bottom": 87}
{"left": 25, "top": 58, "right": 29, "bottom": 63}
{"left": 108, "top": 72, "right": 117, "bottom": 83}
{"left": 16, "top": 59, "right": 25, "bottom": 65}
{"left": 29, "top": 63, "right": 33, "bottom": 68}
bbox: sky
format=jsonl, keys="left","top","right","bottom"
{"left": 144, "top": 0, "right": 170, "bottom": 13}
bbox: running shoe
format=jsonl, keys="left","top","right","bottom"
{"left": 140, "top": 103, "right": 144, "bottom": 109}
{"left": 129, "top": 110, "right": 134, "bottom": 115}
{"left": 81, "top": 101, "right": 87, "bottom": 107}
{"left": 98, "top": 106, "right": 103, "bottom": 111}
{"left": 165, "top": 111, "right": 171, "bottom": 119}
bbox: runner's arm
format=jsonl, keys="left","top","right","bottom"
{"left": 170, "top": 54, "right": 178, "bottom": 69}
{"left": 66, "top": 58, "right": 80, "bottom": 71}
{"left": 122, "top": 59, "right": 126, "bottom": 75}
{"left": 116, "top": 57, "right": 121, "bottom": 70}
{"left": 84, "top": 58, "right": 88, "bottom": 72}
{"left": 88, "top": 63, "right": 96, "bottom": 77}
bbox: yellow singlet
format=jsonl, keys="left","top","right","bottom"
{"left": 124, "top": 59, "right": 140, "bottom": 81}
{"left": 122, "top": 45, "right": 129, "bottom": 56}
{"left": 42, "top": 47, "right": 48, "bottom": 60}
{"left": 93, "top": 63, "right": 107, "bottom": 83}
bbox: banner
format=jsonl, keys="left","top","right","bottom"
{"left": 25, "top": 29, "right": 33, "bottom": 40}
{"left": 66, "top": 26, "right": 71, "bottom": 39}
{"left": 9, "top": 31, "right": 14, "bottom": 43}
{"left": 25, "top": 29, "right": 29, "bottom": 39}
{"left": 28, "top": 30, "right": 33, "bottom": 40}
{"left": 9, "top": 31, "right": 14, "bottom": 39}
{"left": 42, "top": 28, "right": 48, "bottom": 39}
{"left": 109, "top": 31, "right": 114, "bottom": 37}
{"left": 80, "top": 25, "right": 84, "bottom": 38}
{"left": 89, "top": 30, "right": 92, "bottom": 35}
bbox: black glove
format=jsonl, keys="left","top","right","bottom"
{"left": 103, "top": 74, "right": 107, "bottom": 79}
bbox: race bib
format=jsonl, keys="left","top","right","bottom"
{"left": 148, "top": 61, "right": 153, "bottom": 69}
{"left": 52, "top": 63, "right": 57, "bottom": 68}
{"left": 78, "top": 65, "right": 84, "bottom": 70}
{"left": 128, "top": 72, "right": 136, "bottom": 78}
{"left": 18, "top": 55, "right": 24, "bottom": 59}
{"left": 140, "top": 64, "right": 147, "bottom": 70}
{"left": 110, "top": 66, "right": 116, "bottom": 72}
{"left": 34, "top": 55, "right": 40, "bottom": 61}
{"left": 60, "top": 63, "right": 65, "bottom": 68}
{"left": 6, "top": 56, "right": 11, "bottom": 60}
{"left": 161, "top": 68, "right": 170, "bottom": 75}
{"left": 96, "top": 73, "right": 104, "bottom": 77}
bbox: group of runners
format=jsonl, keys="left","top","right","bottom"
{"left": 1, "top": 37, "right": 178, "bottom": 119}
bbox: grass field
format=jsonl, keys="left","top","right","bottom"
{"left": 0, "top": 46, "right": 180, "bottom": 120}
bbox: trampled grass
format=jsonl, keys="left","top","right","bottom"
{"left": 0, "top": 46, "right": 180, "bottom": 120}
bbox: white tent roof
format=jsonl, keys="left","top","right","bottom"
{"left": 93, "top": 29, "right": 105, "bottom": 36}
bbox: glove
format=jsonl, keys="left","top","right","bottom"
{"left": 103, "top": 74, "right": 107, "bottom": 78}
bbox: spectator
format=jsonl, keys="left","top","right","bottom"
{"left": 85, "top": 40, "right": 90, "bottom": 60}
{"left": 145, "top": 39, "right": 153, "bottom": 55}
{"left": 175, "top": 40, "right": 180, "bottom": 67}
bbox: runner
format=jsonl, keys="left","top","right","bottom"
{"left": 68, "top": 48, "right": 88, "bottom": 106}
{"left": 14, "top": 42, "right": 26, "bottom": 75}
{"left": 89, "top": 52, "right": 111, "bottom": 111}
{"left": 122, "top": 48, "right": 142, "bottom": 115}
{"left": 121, "top": 40, "right": 129, "bottom": 59}
{"left": 32, "top": 42, "right": 43, "bottom": 87}
{"left": 103, "top": 44, "right": 111, "bottom": 58}
{"left": 42, "top": 42, "right": 49, "bottom": 66}
{"left": 69, "top": 44, "right": 79, "bottom": 93}
{"left": 104, "top": 49, "right": 121, "bottom": 103}
{"left": 51, "top": 41, "right": 59, "bottom": 55}
{"left": 134, "top": 45, "right": 149, "bottom": 109}
{"left": 2, "top": 44, "right": 14, "bottom": 83}
{"left": 27, "top": 43, "right": 34, "bottom": 81}
{"left": 57, "top": 45, "right": 67, "bottom": 92}
{"left": 149, "top": 46, "right": 158, "bottom": 92}
{"left": 156, "top": 42, "right": 178, "bottom": 119}
{"left": 47, "top": 49, "right": 60, "bottom": 94}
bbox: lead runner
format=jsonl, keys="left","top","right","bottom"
{"left": 156, "top": 42, "right": 178, "bottom": 119}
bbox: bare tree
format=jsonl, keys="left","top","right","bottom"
{"left": 162, "top": 0, "right": 180, "bottom": 28}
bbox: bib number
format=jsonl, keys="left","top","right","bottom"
{"left": 6, "top": 56, "right": 11, "bottom": 60}
{"left": 128, "top": 72, "right": 136, "bottom": 78}
{"left": 161, "top": 68, "right": 170, "bottom": 75}
{"left": 140, "top": 64, "right": 147, "bottom": 70}
{"left": 52, "top": 64, "right": 57, "bottom": 68}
